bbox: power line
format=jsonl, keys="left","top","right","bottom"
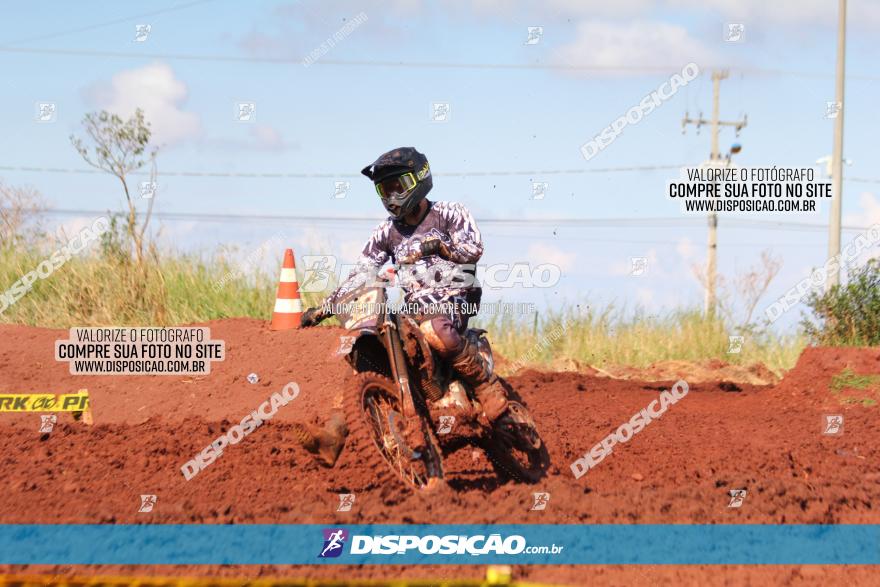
{"left": 0, "top": 164, "right": 685, "bottom": 178}
{"left": 0, "top": 46, "right": 679, "bottom": 69}
{"left": 26, "top": 208, "right": 700, "bottom": 226}
{"left": 1, "top": 45, "right": 878, "bottom": 81}
{"left": 439, "top": 165, "right": 682, "bottom": 177}
{"left": 721, "top": 217, "right": 874, "bottom": 232}
{"left": 2, "top": 0, "right": 218, "bottom": 46}
{"left": 5, "top": 164, "right": 879, "bottom": 182}
{"left": 497, "top": 234, "right": 840, "bottom": 247}
{"left": 15, "top": 207, "right": 877, "bottom": 232}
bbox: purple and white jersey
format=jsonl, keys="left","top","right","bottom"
{"left": 326, "top": 200, "right": 483, "bottom": 310}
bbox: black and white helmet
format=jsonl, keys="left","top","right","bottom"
{"left": 361, "top": 147, "right": 433, "bottom": 219}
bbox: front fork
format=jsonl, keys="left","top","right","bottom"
{"left": 380, "top": 314, "right": 418, "bottom": 420}
{"left": 381, "top": 314, "right": 444, "bottom": 465}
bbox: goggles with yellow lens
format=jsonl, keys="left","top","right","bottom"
{"left": 375, "top": 172, "right": 417, "bottom": 201}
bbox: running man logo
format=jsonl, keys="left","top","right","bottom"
{"left": 319, "top": 528, "right": 349, "bottom": 558}
{"left": 337, "top": 493, "right": 355, "bottom": 512}
{"left": 301, "top": 255, "right": 337, "bottom": 292}
{"left": 630, "top": 256, "right": 648, "bottom": 276}
{"left": 139, "top": 181, "right": 157, "bottom": 199}
{"left": 727, "top": 335, "right": 744, "bottom": 354}
{"left": 437, "top": 415, "right": 455, "bottom": 435}
{"left": 39, "top": 415, "right": 57, "bottom": 433}
{"left": 134, "top": 23, "right": 151, "bottom": 42}
{"left": 333, "top": 181, "right": 350, "bottom": 199}
{"left": 431, "top": 102, "right": 450, "bottom": 123}
{"left": 138, "top": 495, "right": 157, "bottom": 513}
{"left": 531, "top": 181, "right": 548, "bottom": 200}
{"left": 524, "top": 26, "right": 543, "bottom": 45}
{"left": 823, "top": 414, "right": 844, "bottom": 436}
{"left": 36, "top": 102, "right": 57, "bottom": 122}
{"left": 728, "top": 489, "right": 747, "bottom": 508}
{"left": 531, "top": 492, "right": 550, "bottom": 511}
{"left": 724, "top": 23, "right": 745, "bottom": 42}
{"left": 336, "top": 336, "right": 356, "bottom": 357}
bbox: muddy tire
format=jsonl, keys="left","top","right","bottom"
{"left": 345, "top": 372, "right": 444, "bottom": 490}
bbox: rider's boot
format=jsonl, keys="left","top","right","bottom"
{"left": 448, "top": 338, "right": 509, "bottom": 423}
{"left": 291, "top": 410, "right": 347, "bottom": 467}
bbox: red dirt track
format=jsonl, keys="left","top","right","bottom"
{"left": 1, "top": 319, "right": 879, "bottom": 585}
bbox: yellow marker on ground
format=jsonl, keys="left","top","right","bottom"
{"left": 0, "top": 390, "right": 89, "bottom": 412}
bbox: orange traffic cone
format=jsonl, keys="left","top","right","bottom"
{"left": 270, "top": 249, "right": 303, "bottom": 330}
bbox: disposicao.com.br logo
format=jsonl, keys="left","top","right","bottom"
{"left": 318, "top": 528, "right": 563, "bottom": 557}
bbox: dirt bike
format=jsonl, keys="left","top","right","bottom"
{"left": 334, "top": 277, "right": 548, "bottom": 490}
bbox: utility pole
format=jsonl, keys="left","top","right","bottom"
{"left": 682, "top": 70, "right": 747, "bottom": 318}
{"left": 827, "top": 0, "right": 847, "bottom": 290}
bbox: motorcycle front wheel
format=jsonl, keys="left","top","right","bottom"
{"left": 346, "top": 372, "right": 444, "bottom": 490}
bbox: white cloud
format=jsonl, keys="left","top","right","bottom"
{"left": 90, "top": 63, "right": 201, "bottom": 147}
{"left": 455, "top": 0, "right": 652, "bottom": 19}
{"left": 676, "top": 236, "right": 696, "bottom": 260}
{"left": 240, "top": 1, "right": 410, "bottom": 58}
{"left": 51, "top": 216, "right": 100, "bottom": 243}
{"left": 669, "top": 0, "right": 880, "bottom": 30}
{"left": 462, "top": 0, "right": 880, "bottom": 30}
{"left": 245, "top": 0, "right": 880, "bottom": 65}
{"left": 554, "top": 20, "right": 717, "bottom": 71}
{"left": 157, "top": 220, "right": 198, "bottom": 243}
{"left": 526, "top": 242, "right": 576, "bottom": 271}
{"left": 250, "top": 125, "right": 295, "bottom": 151}
{"left": 544, "top": 0, "right": 654, "bottom": 18}
{"left": 845, "top": 191, "right": 880, "bottom": 227}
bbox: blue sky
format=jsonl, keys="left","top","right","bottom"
{"left": 1, "top": 0, "right": 879, "bottom": 331}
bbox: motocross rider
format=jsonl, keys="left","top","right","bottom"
{"left": 295, "top": 147, "right": 509, "bottom": 466}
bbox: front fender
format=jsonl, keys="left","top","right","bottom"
{"left": 340, "top": 330, "right": 393, "bottom": 378}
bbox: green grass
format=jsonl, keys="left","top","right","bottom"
{"left": 474, "top": 303, "right": 805, "bottom": 375}
{"left": 0, "top": 244, "right": 323, "bottom": 327}
{"left": 830, "top": 367, "right": 880, "bottom": 406}
{"left": 0, "top": 242, "right": 804, "bottom": 372}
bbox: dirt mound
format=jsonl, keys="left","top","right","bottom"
{"left": 592, "top": 358, "right": 780, "bottom": 386}
{"left": 774, "top": 346, "right": 880, "bottom": 399}
{"left": 1, "top": 321, "right": 879, "bottom": 585}
{"left": 503, "top": 357, "right": 780, "bottom": 386}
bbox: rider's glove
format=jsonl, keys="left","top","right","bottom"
{"left": 420, "top": 236, "right": 449, "bottom": 259}
{"left": 301, "top": 306, "right": 328, "bottom": 328}
{"left": 397, "top": 244, "right": 424, "bottom": 265}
